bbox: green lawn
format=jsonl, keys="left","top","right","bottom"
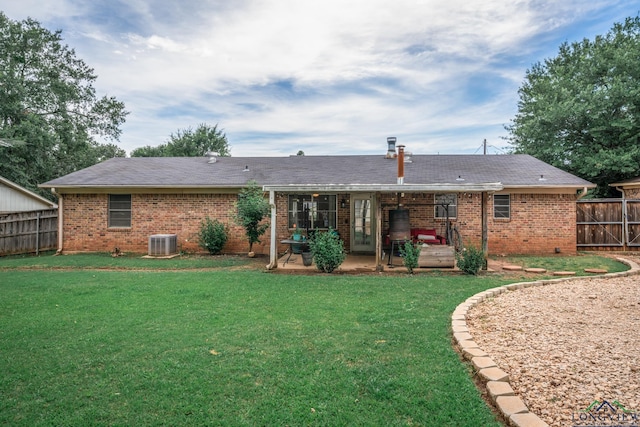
{"left": 0, "top": 253, "right": 628, "bottom": 426}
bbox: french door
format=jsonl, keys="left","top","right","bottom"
{"left": 351, "top": 194, "right": 376, "bottom": 253}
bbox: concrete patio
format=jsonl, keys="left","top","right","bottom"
{"left": 276, "top": 252, "right": 459, "bottom": 273}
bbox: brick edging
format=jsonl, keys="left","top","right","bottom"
{"left": 451, "top": 257, "right": 640, "bottom": 427}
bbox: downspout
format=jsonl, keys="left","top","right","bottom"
{"left": 266, "top": 190, "right": 278, "bottom": 270}
{"left": 482, "top": 192, "right": 488, "bottom": 270}
{"left": 375, "top": 192, "right": 383, "bottom": 272}
{"left": 577, "top": 186, "right": 589, "bottom": 200}
{"left": 576, "top": 186, "right": 591, "bottom": 249}
{"left": 51, "top": 188, "right": 63, "bottom": 255}
{"left": 614, "top": 186, "right": 626, "bottom": 249}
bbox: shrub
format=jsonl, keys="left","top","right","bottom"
{"left": 198, "top": 217, "right": 228, "bottom": 254}
{"left": 399, "top": 241, "right": 421, "bottom": 274}
{"left": 309, "top": 229, "right": 345, "bottom": 273}
{"left": 455, "top": 245, "right": 485, "bottom": 275}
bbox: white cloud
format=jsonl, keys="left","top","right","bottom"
{"left": 0, "top": 0, "right": 632, "bottom": 156}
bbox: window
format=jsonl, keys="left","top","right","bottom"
{"left": 435, "top": 193, "right": 457, "bottom": 219}
{"left": 108, "top": 194, "right": 132, "bottom": 228}
{"left": 494, "top": 194, "right": 510, "bottom": 219}
{"left": 288, "top": 194, "right": 337, "bottom": 229}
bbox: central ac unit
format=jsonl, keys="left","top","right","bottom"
{"left": 148, "top": 234, "right": 177, "bottom": 256}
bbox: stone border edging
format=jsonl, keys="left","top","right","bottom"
{"left": 452, "top": 257, "right": 640, "bottom": 427}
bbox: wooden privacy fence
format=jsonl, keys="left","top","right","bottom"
{"left": 576, "top": 199, "right": 640, "bottom": 248}
{"left": 0, "top": 209, "right": 58, "bottom": 255}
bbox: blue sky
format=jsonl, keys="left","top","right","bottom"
{"left": 2, "top": 0, "right": 638, "bottom": 156}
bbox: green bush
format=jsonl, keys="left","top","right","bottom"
{"left": 198, "top": 217, "right": 228, "bottom": 254}
{"left": 309, "top": 229, "right": 345, "bottom": 273}
{"left": 399, "top": 241, "right": 421, "bottom": 274}
{"left": 455, "top": 245, "right": 485, "bottom": 275}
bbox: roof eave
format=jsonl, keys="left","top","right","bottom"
{"left": 503, "top": 184, "right": 596, "bottom": 190}
{"left": 263, "top": 183, "right": 505, "bottom": 192}
{"left": 40, "top": 184, "right": 244, "bottom": 194}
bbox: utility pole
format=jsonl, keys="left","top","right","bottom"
{"left": 483, "top": 138, "right": 487, "bottom": 155}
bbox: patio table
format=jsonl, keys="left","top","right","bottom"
{"left": 280, "top": 239, "right": 309, "bottom": 266}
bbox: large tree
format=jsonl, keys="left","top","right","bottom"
{"left": 0, "top": 13, "right": 127, "bottom": 199}
{"left": 131, "top": 123, "right": 230, "bottom": 157}
{"left": 505, "top": 16, "right": 640, "bottom": 197}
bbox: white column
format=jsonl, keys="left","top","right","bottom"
{"left": 268, "top": 190, "right": 277, "bottom": 269}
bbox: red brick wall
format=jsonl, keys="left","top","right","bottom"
{"left": 61, "top": 190, "right": 578, "bottom": 256}
{"left": 61, "top": 193, "right": 268, "bottom": 254}
{"left": 488, "top": 193, "right": 578, "bottom": 255}
{"left": 623, "top": 187, "right": 640, "bottom": 199}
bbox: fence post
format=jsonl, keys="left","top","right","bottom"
{"left": 36, "top": 211, "right": 40, "bottom": 256}
{"left": 623, "top": 199, "right": 628, "bottom": 249}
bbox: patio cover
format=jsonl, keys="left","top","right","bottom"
{"left": 263, "top": 182, "right": 504, "bottom": 270}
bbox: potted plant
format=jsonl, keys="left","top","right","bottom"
{"left": 301, "top": 230, "right": 313, "bottom": 266}
{"left": 301, "top": 247, "right": 313, "bottom": 266}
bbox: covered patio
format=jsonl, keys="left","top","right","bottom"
{"left": 265, "top": 183, "right": 503, "bottom": 272}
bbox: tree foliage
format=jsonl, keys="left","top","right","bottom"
{"left": 399, "top": 241, "right": 420, "bottom": 274}
{"left": 197, "top": 217, "right": 228, "bottom": 255}
{"left": 308, "top": 229, "right": 345, "bottom": 273}
{"left": 505, "top": 16, "right": 640, "bottom": 197}
{"left": 0, "top": 13, "right": 127, "bottom": 199}
{"left": 455, "top": 245, "right": 485, "bottom": 275}
{"left": 235, "top": 180, "right": 271, "bottom": 253}
{"left": 131, "top": 123, "right": 230, "bottom": 157}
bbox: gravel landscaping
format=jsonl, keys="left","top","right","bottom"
{"left": 466, "top": 267, "right": 640, "bottom": 426}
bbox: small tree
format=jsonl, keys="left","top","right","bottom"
{"left": 399, "top": 241, "right": 421, "bottom": 274}
{"left": 309, "top": 229, "right": 345, "bottom": 273}
{"left": 236, "top": 180, "right": 271, "bottom": 253}
{"left": 197, "top": 217, "right": 228, "bottom": 254}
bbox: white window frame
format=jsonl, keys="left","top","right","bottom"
{"left": 108, "top": 194, "right": 132, "bottom": 228}
{"left": 288, "top": 194, "right": 337, "bottom": 230}
{"left": 493, "top": 194, "right": 511, "bottom": 219}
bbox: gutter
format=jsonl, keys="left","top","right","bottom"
{"left": 263, "top": 183, "right": 505, "bottom": 193}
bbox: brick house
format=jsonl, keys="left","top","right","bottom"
{"left": 40, "top": 142, "right": 594, "bottom": 269}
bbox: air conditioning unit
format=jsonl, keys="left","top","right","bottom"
{"left": 148, "top": 234, "right": 177, "bottom": 256}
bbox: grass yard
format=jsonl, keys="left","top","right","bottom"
{"left": 0, "top": 253, "right": 629, "bottom": 426}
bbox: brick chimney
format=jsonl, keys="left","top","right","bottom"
{"left": 397, "top": 145, "right": 405, "bottom": 185}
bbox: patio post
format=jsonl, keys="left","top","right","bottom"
{"left": 267, "top": 190, "right": 277, "bottom": 269}
{"left": 375, "top": 191, "right": 384, "bottom": 271}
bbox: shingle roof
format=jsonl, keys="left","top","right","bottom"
{"left": 40, "top": 154, "right": 594, "bottom": 190}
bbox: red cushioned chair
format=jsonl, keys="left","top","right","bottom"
{"left": 411, "top": 228, "right": 446, "bottom": 245}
